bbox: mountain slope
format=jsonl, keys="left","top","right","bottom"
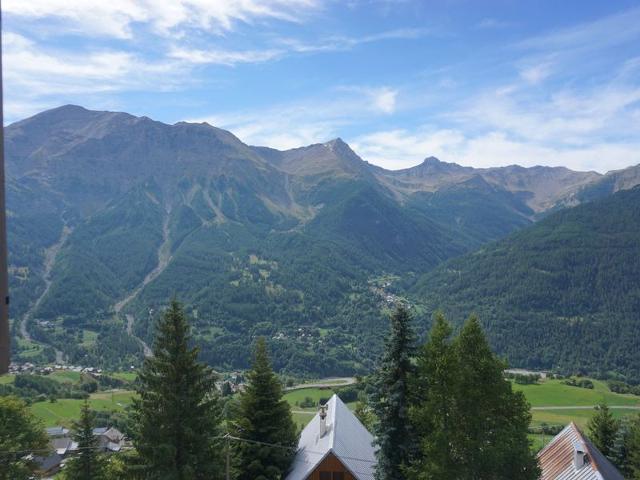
{"left": 412, "top": 186, "right": 640, "bottom": 382}
{"left": 7, "top": 105, "right": 640, "bottom": 375}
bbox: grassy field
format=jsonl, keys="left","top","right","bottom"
{"left": 49, "top": 371, "right": 83, "bottom": 384}
{"left": 513, "top": 378, "right": 640, "bottom": 429}
{"left": 285, "top": 379, "right": 640, "bottom": 435}
{"left": 284, "top": 387, "right": 334, "bottom": 411}
{"left": 111, "top": 371, "right": 138, "bottom": 382}
{"left": 284, "top": 387, "right": 358, "bottom": 429}
{"left": 19, "top": 374, "right": 640, "bottom": 441}
{"left": 0, "top": 374, "right": 15, "bottom": 384}
{"left": 513, "top": 378, "right": 640, "bottom": 407}
{"left": 31, "top": 391, "right": 135, "bottom": 427}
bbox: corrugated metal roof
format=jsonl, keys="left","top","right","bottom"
{"left": 285, "top": 394, "right": 377, "bottom": 480}
{"left": 537, "top": 422, "right": 624, "bottom": 480}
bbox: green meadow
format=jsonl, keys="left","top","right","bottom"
{"left": 19, "top": 375, "right": 640, "bottom": 439}
{"left": 513, "top": 378, "right": 640, "bottom": 407}
{"left": 30, "top": 391, "right": 135, "bottom": 427}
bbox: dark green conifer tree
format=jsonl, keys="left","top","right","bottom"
{"left": 610, "top": 417, "right": 632, "bottom": 477}
{"left": 588, "top": 403, "right": 619, "bottom": 459}
{"left": 64, "top": 400, "right": 106, "bottom": 480}
{"left": 232, "top": 337, "right": 297, "bottom": 480}
{"left": 408, "top": 315, "right": 539, "bottom": 480}
{"left": 0, "top": 396, "right": 49, "bottom": 480}
{"left": 628, "top": 414, "right": 640, "bottom": 480}
{"left": 408, "top": 313, "right": 459, "bottom": 480}
{"left": 371, "top": 305, "right": 416, "bottom": 480}
{"left": 129, "top": 300, "right": 223, "bottom": 479}
{"left": 451, "top": 317, "right": 539, "bottom": 480}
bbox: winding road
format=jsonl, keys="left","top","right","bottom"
{"left": 285, "top": 377, "right": 357, "bottom": 391}
{"left": 19, "top": 225, "right": 72, "bottom": 364}
{"left": 113, "top": 211, "right": 172, "bottom": 357}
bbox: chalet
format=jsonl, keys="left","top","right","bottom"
{"left": 285, "top": 394, "right": 377, "bottom": 480}
{"left": 93, "top": 426, "right": 125, "bottom": 452}
{"left": 537, "top": 422, "right": 624, "bottom": 480}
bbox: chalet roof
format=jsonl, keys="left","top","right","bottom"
{"left": 34, "top": 453, "right": 63, "bottom": 474}
{"left": 537, "top": 422, "right": 624, "bottom": 480}
{"left": 285, "top": 394, "right": 377, "bottom": 480}
{"left": 46, "top": 426, "right": 69, "bottom": 437}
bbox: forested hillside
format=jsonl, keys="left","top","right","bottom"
{"left": 412, "top": 186, "right": 640, "bottom": 382}
{"left": 6, "top": 105, "right": 640, "bottom": 376}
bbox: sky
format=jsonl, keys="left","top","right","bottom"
{"left": 3, "top": 0, "right": 640, "bottom": 173}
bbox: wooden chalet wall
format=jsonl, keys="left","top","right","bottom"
{"left": 307, "top": 452, "right": 356, "bottom": 480}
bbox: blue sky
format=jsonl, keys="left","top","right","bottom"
{"left": 3, "top": 0, "right": 640, "bottom": 172}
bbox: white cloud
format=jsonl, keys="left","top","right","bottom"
{"left": 167, "top": 28, "right": 430, "bottom": 67}
{"left": 371, "top": 87, "right": 398, "bottom": 114}
{"left": 351, "top": 127, "right": 640, "bottom": 173}
{"left": 519, "top": 61, "right": 554, "bottom": 84}
{"left": 2, "top": 32, "right": 184, "bottom": 120}
{"left": 168, "top": 46, "right": 283, "bottom": 65}
{"left": 276, "top": 27, "right": 429, "bottom": 53}
{"left": 196, "top": 86, "right": 401, "bottom": 149}
{"left": 4, "top": 0, "right": 322, "bottom": 38}
{"left": 517, "top": 6, "right": 640, "bottom": 53}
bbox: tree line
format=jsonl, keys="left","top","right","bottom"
{"left": 3, "top": 302, "right": 640, "bottom": 479}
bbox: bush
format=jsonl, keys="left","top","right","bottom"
{"left": 562, "top": 378, "right": 594, "bottom": 389}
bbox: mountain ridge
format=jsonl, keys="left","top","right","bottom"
{"left": 6, "top": 105, "right": 640, "bottom": 376}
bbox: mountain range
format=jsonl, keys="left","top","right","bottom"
{"left": 7, "top": 105, "right": 640, "bottom": 378}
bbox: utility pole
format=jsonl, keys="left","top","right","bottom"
{"left": 0, "top": 0, "right": 11, "bottom": 374}
{"left": 226, "top": 434, "right": 231, "bottom": 480}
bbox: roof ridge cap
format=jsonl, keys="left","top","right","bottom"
{"left": 328, "top": 394, "right": 338, "bottom": 448}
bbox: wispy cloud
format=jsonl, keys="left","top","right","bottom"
{"left": 516, "top": 6, "right": 640, "bottom": 52}
{"left": 197, "top": 85, "right": 402, "bottom": 149}
{"left": 168, "top": 28, "right": 430, "bottom": 67}
{"left": 351, "top": 127, "right": 640, "bottom": 173}
{"left": 168, "top": 46, "right": 283, "bottom": 66}
{"left": 4, "top": 0, "right": 323, "bottom": 38}
{"left": 2, "top": 32, "right": 185, "bottom": 121}
{"left": 476, "top": 18, "right": 514, "bottom": 29}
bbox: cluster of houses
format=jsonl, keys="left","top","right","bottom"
{"left": 33, "top": 425, "right": 127, "bottom": 478}
{"left": 8, "top": 361, "right": 104, "bottom": 377}
{"left": 288, "top": 395, "right": 624, "bottom": 480}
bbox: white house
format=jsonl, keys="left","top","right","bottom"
{"left": 286, "top": 394, "right": 377, "bottom": 480}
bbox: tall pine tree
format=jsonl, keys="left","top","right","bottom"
{"left": 588, "top": 403, "right": 619, "bottom": 459}
{"left": 451, "top": 317, "right": 539, "bottom": 480}
{"left": 408, "top": 315, "right": 539, "bottom": 480}
{"left": 371, "top": 305, "right": 416, "bottom": 480}
{"left": 63, "top": 400, "right": 106, "bottom": 480}
{"left": 628, "top": 414, "right": 640, "bottom": 480}
{"left": 232, "top": 337, "right": 297, "bottom": 480}
{"left": 130, "top": 300, "right": 223, "bottom": 480}
{"left": 408, "top": 313, "right": 459, "bottom": 480}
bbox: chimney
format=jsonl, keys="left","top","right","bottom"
{"left": 573, "top": 441, "right": 588, "bottom": 470}
{"left": 319, "top": 404, "right": 328, "bottom": 438}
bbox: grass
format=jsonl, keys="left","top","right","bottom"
{"left": 15, "top": 337, "right": 45, "bottom": 358}
{"left": 0, "top": 374, "right": 15, "bottom": 384}
{"left": 284, "top": 387, "right": 333, "bottom": 411}
{"left": 30, "top": 390, "right": 136, "bottom": 427}
{"left": 111, "top": 371, "right": 138, "bottom": 382}
{"left": 285, "top": 387, "right": 358, "bottom": 429}
{"left": 513, "top": 378, "right": 640, "bottom": 407}
{"left": 49, "top": 371, "right": 83, "bottom": 384}
{"left": 80, "top": 329, "right": 98, "bottom": 348}
{"left": 513, "top": 377, "right": 640, "bottom": 451}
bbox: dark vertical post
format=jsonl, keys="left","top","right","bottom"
{"left": 226, "top": 434, "right": 231, "bottom": 480}
{"left": 0, "top": 0, "right": 10, "bottom": 374}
